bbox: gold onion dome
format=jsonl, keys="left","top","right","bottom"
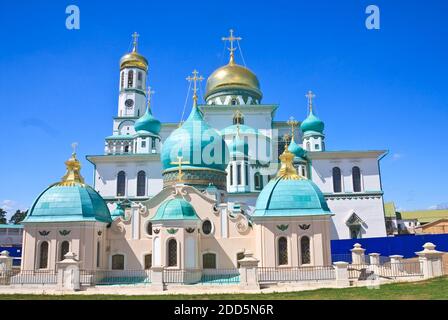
{"left": 120, "top": 32, "right": 148, "bottom": 71}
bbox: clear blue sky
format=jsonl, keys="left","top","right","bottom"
{"left": 0, "top": 0, "right": 447, "bottom": 217}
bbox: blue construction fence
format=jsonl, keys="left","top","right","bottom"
{"left": 0, "top": 246, "right": 22, "bottom": 266}
{"left": 331, "top": 234, "right": 448, "bottom": 261}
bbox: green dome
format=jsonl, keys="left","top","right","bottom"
{"left": 161, "top": 106, "right": 229, "bottom": 171}
{"left": 111, "top": 202, "right": 125, "bottom": 219}
{"left": 25, "top": 184, "right": 112, "bottom": 223}
{"left": 134, "top": 108, "right": 161, "bottom": 135}
{"left": 253, "top": 178, "right": 331, "bottom": 218}
{"left": 151, "top": 198, "right": 199, "bottom": 221}
{"left": 288, "top": 139, "right": 306, "bottom": 159}
{"left": 229, "top": 135, "right": 249, "bottom": 156}
{"left": 300, "top": 111, "right": 324, "bottom": 134}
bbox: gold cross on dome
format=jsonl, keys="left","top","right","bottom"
{"left": 305, "top": 90, "right": 316, "bottom": 113}
{"left": 146, "top": 86, "right": 155, "bottom": 106}
{"left": 287, "top": 116, "right": 299, "bottom": 141}
{"left": 222, "top": 29, "right": 242, "bottom": 62}
{"left": 71, "top": 142, "right": 78, "bottom": 155}
{"left": 186, "top": 70, "right": 204, "bottom": 105}
{"left": 132, "top": 32, "right": 140, "bottom": 52}
{"left": 171, "top": 155, "right": 190, "bottom": 182}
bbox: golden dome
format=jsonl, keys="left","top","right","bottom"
{"left": 205, "top": 56, "right": 262, "bottom": 100}
{"left": 120, "top": 51, "right": 148, "bottom": 71}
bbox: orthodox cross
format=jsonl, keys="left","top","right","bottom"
{"left": 146, "top": 86, "right": 155, "bottom": 107}
{"left": 186, "top": 69, "right": 204, "bottom": 106}
{"left": 171, "top": 155, "right": 190, "bottom": 182}
{"left": 132, "top": 32, "right": 139, "bottom": 52}
{"left": 233, "top": 110, "right": 244, "bottom": 136}
{"left": 305, "top": 90, "right": 316, "bottom": 113}
{"left": 287, "top": 116, "right": 299, "bottom": 141}
{"left": 71, "top": 142, "right": 78, "bottom": 155}
{"left": 282, "top": 133, "right": 291, "bottom": 150}
{"left": 222, "top": 29, "right": 242, "bottom": 62}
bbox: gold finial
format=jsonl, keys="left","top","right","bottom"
{"left": 186, "top": 69, "right": 204, "bottom": 107}
{"left": 222, "top": 29, "right": 242, "bottom": 65}
{"left": 305, "top": 90, "right": 316, "bottom": 114}
{"left": 132, "top": 32, "right": 140, "bottom": 52}
{"left": 170, "top": 155, "right": 190, "bottom": 182}
{"left": 276, "top": 148, "right": 303, "bottom": 180}
{"left": 146, "top": 86, "right": 155, "bottom": 109}
{"left": 233, "top": 110, "right": 244, "bottom": 136}
{"left": 287, "top": 116, "right": 299, "bottom": 143}
{"left": 59, "top": 144, "right": 85, "bottom": 186}
{"left": 282, "top": 133, "right": 291, "bottom": 148}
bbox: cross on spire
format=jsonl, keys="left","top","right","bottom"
{"left": 71, "top": 142, "right": 78, "bottom": 155}
{"left": 132, "top": 32, "right": 140, "bottom": 52}
{"left": 146, "top": 86, "right": 155, "bottom": 108}
{"left": 305, "top": 90, "right": 316, "bottom": 113}
{"left": 234, "top": 110, "right": 244, "bottom": 136}
{"left": 170, "top": 155, "right": 190, "bottom": 183}
{"left": 186, "top": 69, "right": 204, "bottom": 106}
{"left": 222, "top": 29, "right": 242, "bottom": 64}
{"left": 287, "top": 116, "right": 299, "bottom": 142}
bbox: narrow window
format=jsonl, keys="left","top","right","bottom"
{"left": 254, "top": 172, "right": 263, "bottom": 190}
{"left": 141, "top": 140, "right": 146, "bottom": 148}
{"left": 127, "top": 70, "right": 134, "bottom": 88}
{"left": 96, "top": 242, "right": 101, "bottom": 268}
{"left": 352, "top": 166, "right": 362, "bottom": 192}
{"left": 144, "top": 254, "right": 152, "bottom": 270}
{"left": 39, "top": 241, "right": 49, "bottom": 269}
{"left": 306, "top": 142, "right": 311, "bottom": 151}
{"left": 244, "top": 163, "right": 249, "bottom": 186}
{"left": 117, "top": 171, "right": 126, "bottom": 196}
{"left": 167, "top": 239, "right": 177, "bottom": 267}
{"left": 120, "top": 72, "right": 124, "bottom": 89}
{"left": 278, "top": 237, "right": 288, "bottom": 266}
{"left": 230, "top": 165, "right": 234, "bottom": 185}
{"left": 300, "top": 236, "right": 311, "bottom": 265}
{"left": 137, "top": 170, "right": 146, "bottom": 196}
{"left": 237, "top": 164, "right": 242, "bottom": 185}
{"left": 59, "top": 241, "right": 70, "bottom": 261}
{"left": 112, "top": 254, "right": 125, "bottom": 270}
{"left": 332, "top": 167, "right": 342, "bottom": 193}
{"left": 202, "top": 253, "right": 217, "bottom": 269}
{"left": 146, "top": 222, "right": 153, "bottom": 236}
{"left": 137, "top": 71, "right": 143, "bottom": 89}
{"left": 151, "top": 138, "right": 156, "bottom": 150}
{"left": 124, "top": 145, "right": 129, "bottom": 153}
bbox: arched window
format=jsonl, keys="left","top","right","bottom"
{"left": 146, "top": 222, "right": 153, "bottom": 236}
{"left": 300, "top": 236, "right": 311, "bottom": 265}
{"left": 39, "top": 241, "right": 49, "bottom": 269}
{"left": 137, "top": 170, "right": 146, "bottom": 196}
{"left": 236, "top": 252, "right": 245, "bottom": 268}
{"left": 352, "top": 166, "right": 362, "bottom": 192}
{"left": 244, "top": 163, "right": 249, "bottom": 186}
{"left": 203, "top": 253, "right": 216, "bottom": 269}
{"left": 120, "top": 72, "right": 124, "bottom": 89}
{"left": 116, "top": 171, "right": 126, "bottom": 196}
{"left": 322, "top": 141, "right": 325, "bottom": 151}
{"left": 306, "top": 142, "right": 311, "bottom": 151}
{"left": 230, "top": 165, "right": 234, "bottom": 185}
{"left": 254, "top": 172, "right": 263, "bottom": 190}
{"left": 237, "top": 164, "right": 242, "bottom": 185}
{"left": 96, "top": 242, "right": 101, "bottom": 268}
{"left": 144, "top": 254, "right": 152, "bottom": 270}
{"left": 59, "top": 241, "right": 70, "bottom": 261}
{"left": 137, "top": 71, "right": 143, "bottom": 89}
{"left": 332, "top": 167, "right": 342, "bottom": 193}
{"left": 233, "top": 111, "right": 244, "bottom": 124}
{"left": 127, "top": 70, "right": 134, "bottom": 88}
{"left": 167, "top": 239, "right": 177, "bottom": 267}
{"left": 111, "top": 254, "right": 125, "bottom": 270}
{"left": 278, "top": 237, "right": 288, "bottom": 266}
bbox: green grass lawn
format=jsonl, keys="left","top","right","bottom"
{"left": 0, "top": 276, "right": 447, "bottom": 300}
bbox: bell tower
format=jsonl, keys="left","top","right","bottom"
{"left": 118, "top": 32, "right": 148, "bottom": 118}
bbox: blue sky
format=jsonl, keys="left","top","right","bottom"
{"left": 0, "top": 0, "right": 447, "bottom": 217}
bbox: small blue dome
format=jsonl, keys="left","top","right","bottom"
{"left": 151, "top": 198, "right": 199, "bottom": 221}
{"left": 288, "top": 139, "right": 306, "bottom": 159}
{"left": 161, "top": 106, "right": 229, "bottom": 171}
{"left": 25, "top": 184, "right": 112, "bottom": 223}
{"left": 253, "top": 178, "right": 331, "bottom": 217}
{"left": 134, "top": 108, "right": 161, "bottom": 135}
{"left": 300, "top": 111, "right": 324, "bottom": 134}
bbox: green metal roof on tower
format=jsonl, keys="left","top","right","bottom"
{"left": 134, "top": 87, "right": 161, "bottom": 135}
{"left": 300, "top": 91, "right": 324, "bottom": 134}
{"left": 23, "top": 148, "right": 112, "bottom": 224}
{"left": 151, "top": 198, "right": 200, "bottom": 221}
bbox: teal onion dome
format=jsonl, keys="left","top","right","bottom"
{"left": 288, "top": 139, "right": 306, "bottom": 159}
{"left": 151, "top": 198, "right": 199, "bottom": 221}
{"left": 161, "top": 106, "right": 229, "bottom": 171}
{"left": 300, "top": 110, "right": 324, "bottom": 134}
{"left": 134, "top": 108, "right": 161, "bottom": 135}
{"left": 24, "top": 153, "right": 112, "bottom": 223}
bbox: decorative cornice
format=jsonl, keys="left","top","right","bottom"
{"left": 59, "top": 230, "right": 71, "bottom": 236}
{"left": 324, "top": 191, "right": 383, "bottom": 200}
{"left": 276, "top": 224, "right": 289, "bottom": 231}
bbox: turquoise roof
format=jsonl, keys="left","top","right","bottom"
{"left": 0, "top": 224, "right": 24, "bottom": 229}
{"left": 151, "top": 198, "right": 199, "bottom": 221}
{"left": 229, "top": 135, "right": 249, "bottom": 156}
{"left": 111, "top": 202, "right": 125, "bottom": 219}
{"left": 288, "top": 139, "right": 307, "bottom": 159}
{"left": 134, "top": 108, "right": 161, "bottom": 135}
{"left": 253, "top": 178, "right": 331, "bottom": 217}
{"left": 300, "top": 111, "right": 324, "bottom": 134}
{"left": 24, "top": 184, "right": 112, "bottom": 223}
{"left": 161, "top": 106, "right": 229, "bottom": 171}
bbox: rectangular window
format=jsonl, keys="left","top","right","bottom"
{"left": 151, "top": 138, "right": 156, "bottom": 149}
{"left": 245, "top": 163, "right": 249, "bottom": 186}
{"left": 230, "top": 165, "right": 233, "bottom": 185}
{"left": 141, "top": 141, "right": 146, "bottom": 148}
{"left": 237, "top": 164, "right": 242, "bottom": 185}
{"left": 315, "top": 144, "right": 320, "bottom": 150}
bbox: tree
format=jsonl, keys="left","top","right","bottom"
{"left": 9, "top": 210, "right": 27, "bottom": 225}
{"left": 0, "top": 208, "right": 7, "bottom": 224}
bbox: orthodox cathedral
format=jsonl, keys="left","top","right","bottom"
{"left": 20, "top": 31, "right": 388, "bottom": 272}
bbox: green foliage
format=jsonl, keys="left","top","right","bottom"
{"left": 9, "top": 210, "right": 27, "bottom": 225}
{"left": 0, "top": 208, "right": 7, "bottom": 224}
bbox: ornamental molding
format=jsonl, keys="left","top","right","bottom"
{"left": 299, "top": 224, "right": 311, "bottom": 230}
{"left": 167, "top": 228, "right": 178, "bottom": 235}
{"left": 185, "top": 227, "right": 195, "bottom": 234}
{"left": 276, "top": 224, "right": 289, "bottom": 231}
{"left": 59, "top": 230, "right": 71, "bottom": 236}
{"left": 38, "top": 230, "right": 50, "bottom": 236}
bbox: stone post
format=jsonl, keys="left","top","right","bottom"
{"left": 333, "top": 261, "right": 350, "bottom": 288}
{"left": 389, "top": 255, "right": 404, "bottom": 274}
{"left": 416, "top": 243, "right": 444, "bottom": 279}
{"left": 351, "top": 243, "right": 366, "bottom": 265}
{"left": 369, "top": 253, "right": 381, "bottom": 266}
{"left": 150, "top": 266, "right": 165, "bottom": 291}
{"left": 56, "top": 252, "right": 81, "bottom": 291}
{"left": 0, "top": 250, "right": 13, "bottom": 274}
{"left": 238, "top": 251, "right": 260, "bottom": 290}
